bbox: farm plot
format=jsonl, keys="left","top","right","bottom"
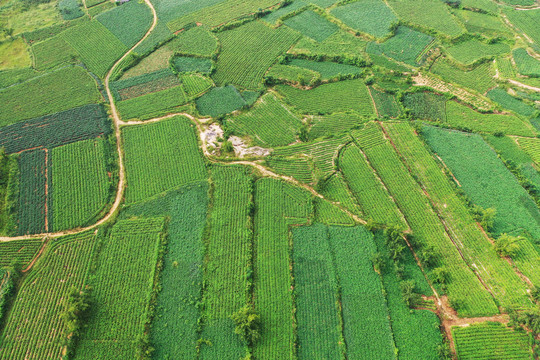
{"left": 290, "top": 30, "right": 367, "bottom": 59}
{"left": 291, "top": 224, "right": 343, "bottom": 359}
{"left": 276, "top": 79, "right": 375, "bottom": 115}
{"left": 225, "top": 92, "right": 302, "bottom": 147}
{"left": 402, "top": 91, "right": 446, "bottom": 121}
{"left": 266, "top": 156, "right": 313, "bottom": 183}
{"left": 212, "top": 21, "right": 300, "bottom": 89}
{"left": 422, "top": 125, "right": 540, "bottom": 244}
{"left": 386, "top": 0, "right": 464, "bottom": 37}
{"left": 369, "top": 87, "right": 401, "bottom": 118}
{"left": 430, "top": 58, "right": 496, "bottom": 94}
{"left": 122, "top": 183, "right": 208, "bottom": 359}
{"left": 168, "top": 26, "right": 218, "bottom": 57}
{"left": 273, "top": 136, "right": 349, "bottom": 176}
{"left": 504, "top": 8, "right": 540, "bottom": 46}
{"left": 445, "top": 40, "right": 510, "bottom": 66}
{"left": 75, "top": 217, "right": 164, "bottom": 359}
{"left": 513, "top": 48, "right": 540, "bottom": 78}
{"left": 32, "top": 35, "right": 76, "bottom": 71}
{"left": 0, "top": 239, "right": 43, "bottom": 268}
{"left": 50, "top": 138, "right": 110, "bottom": 231}
{"left": 353, "top": 123, "right": 498, "bottom": 317}
{"left": 122, "top": 116, "right": 207, "bottom": 203}
{"left": 0, "top": 232, "right": 96, "bottom": 359}
{"left": 453, "top": 10, "right": 512, "bottom": 38}
{"left": 181, "top": 74, "right": 213, "bottom": 98}
{"left": 172, "top": 56, "right": 213, "bottom": 74}
{"left": 370, "top": 26, "right": 433, "bottom": 66}
{"left": 453, "top": 322, "right": 532, "bottom": 360}
{"left": 0, "top": 66, "right": 101, "bottom": 126}
{"left": 96, "top": 1, "right": 153, "bottom": 48}
{"left": 445, "top": 101, "right": 535, "bottom": 137}
{"left": 384, "top": 122, "right": 532, "bottom": 309}
{"left": 61, "top": 21, "right": 128, "bottom": 78}
{"left": 283, "top": 10, "right": 338, "bottom": 42}
{"left": 166, "top": 0, "right": 278, "bottom": 32}
{"left": 308, "top": 112, "right": 367, "bottom": 140}
{"left": 196, "top": 85, "right": 247, "bottom": 116}
{"left": 287, "top": 59, "right": 363, "bottom": 80}
{"left": 266, "top": 64, "right": 320, "bottom": 86}
{"left": 339, "top": 143, "right": 406, "bottom": 228}
{"left": 0, "top": 68, "right": 38, "bottom": 89}
{"left": 253, "top": 178, "right": 311, "bottom": 360}
{"left": 373, "top": 232, "right": 441, "bottom": 359}
{"left": 0, "top": 104, "right": 109, "bottom": 154}
{"left": 330, "top": 0, "right": 397, "bottom": 39}
{"left": 18, "top": 150, "right": 48, "bottom": 236}
{"left": 199, "top": 166, "right": 253, "bottom": 359}
{"left": 116, "top": 85, "right": 188, "bottom": 120}
{"left": 111, "top": 69, "right": 181, "bottom": 101}
{"left": 487, "top": 88, "right": 536, "bottom": 117}
{"left": 121, "top": 46, "right": 173, "bottom": 79}
{"left": 327, "top": 226, "right": 396, "bottom": 359}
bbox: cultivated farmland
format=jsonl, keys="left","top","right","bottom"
{"left": 3, "top": 0, "right": 540, "bottom": 358}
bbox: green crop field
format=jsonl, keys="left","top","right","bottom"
{"left": 453, "top": 322, "right": 532, "bottom": 360}
{"left": 330, "top": 0, "right": 397, "bottom": 39}
{"left": 122, "top": 116, "right": 207, "bottom": 203}
{"left": 4, "top": 0, "right": 540, "bottom": 358}
{"left": 50, "top": 138, "right": 110, "bottom": 231}
{"left": 283, "top": 10, "right": 338, "bottom": 42}
{"left": 513, "top": 48, "right": 540, "bottom": 78}
{"left": 226, "top": 92, "right": 302, "bottom": 147}
{"left": 213, "top": 21, "right": 299, "bottom": 89}
{"left": 276, "top": 79, "right": 375, "bottom": 115}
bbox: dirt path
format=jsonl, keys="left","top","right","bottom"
{"left": 22, "top": 238, "right": 49, "bottom": 273}
{"left": 507, "top": 79, "right": 540, "bottom": 92}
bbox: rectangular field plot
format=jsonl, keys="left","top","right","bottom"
{"left": 487, "top": 88, "right": 536, "bottom": 117}
{"left": 196, "top": 85, "right": 246, "bottom": 116}
{"left": 50, "top": 138, "right": 110, "bottom": 231}
{"left": 290, "top": 30, "right": 367, "bottom": 59}
{"left": 199, "top": 166, "right": 253, "bottom": 359}
{"left": 292, "top": 224, "right": 343, "bottom": 359}
{"left": 371, "top": 26, "right": 433, "bottom": 66}
{"left": 61, "top": 21, "right": 128, "bottom": 78}
{"left": 225, "top": 92, "right": 302, "bottom": 147}
{"left": 504, "top": 8, "right": 540, "bottom": 46}
{"left": 0, "top": 66, "right": 101, "bottom": 126}
{"left": 253, "top": 178, "right": 311, "bottom": 359}
{"left": 330, "top": 0, "right": 397, "bottom": 39}
{"left": 276, "top": 79, "right": 375, "bottom": 115}
{"left": 283, "top": 10, "right": 338, "bottom": 42}
{"left": 122, "top": 116, "right": 207, "bottom": 203}
{"left": 111, "top": 69, "right": 181, "bottom": 101}
{"left": 0, "top": 232, "right": 96, "bottom": 359}
{"left": 308, "top": 112, "right": 367, "bottom": 140}
{"left": 403, "top": 91, "right": 446, "bottom": 122}
{"left": 213, "top": 21, "right": 300, "bottom": 89}
{"left": 123, "top": 183, "right": 208, "bottom": 359}
{"left": 18, "top": 149, "right": 48, "bottom": 235}
{"left": 287, "top": 59, "right": 363, "bottom": 80}
{"left": 75, "top": 218, "right": 164, "bottom": 359}
{"left": 453, "top": 322, "right": 532, "bottom": 360}
{"left": 369, "top": 87, "right": 401, "bottom": 118}
{"left": 116, "top": 85, "right": 188, "bottom": 120}
{"left": 0, "top": 104, "right": 109, "bottom": 154}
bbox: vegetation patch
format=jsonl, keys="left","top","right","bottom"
{"left": 283, "top": 10, "right": 339, "bottom": 42}
{"left": 196, "top": 85, "right": 247, "bottom": 116}
{"left": 330, "top": 0, "right": 398, "bottom": 39}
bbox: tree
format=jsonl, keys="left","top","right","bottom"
{"left": 431, "top": 266, "right": 449, "bottom": 285}
{"left": 221, "top": 140, "right": 234, "bottom": 155}
{"left": 371, "top": 252, "right": 385, "bottom": 274}
{"left": 400, "top": 280, "right": 420, "bottom": 308}
{"left": 471, "top": 205, "right": 496, "bottom": 232}
{"left": 3, "top": 28, "right": 14, "bottom": 41}
{"left": 60, "top": 286, "right": 91, "bottom": 355}
{"left": 298, "top": 124, "right": 308, "bottom": 142}
{"left": 494, "top": 234, "right": 522, "bottom": 258}
{"left": 231, "top": 305, "right": 260, "bottom": 345}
